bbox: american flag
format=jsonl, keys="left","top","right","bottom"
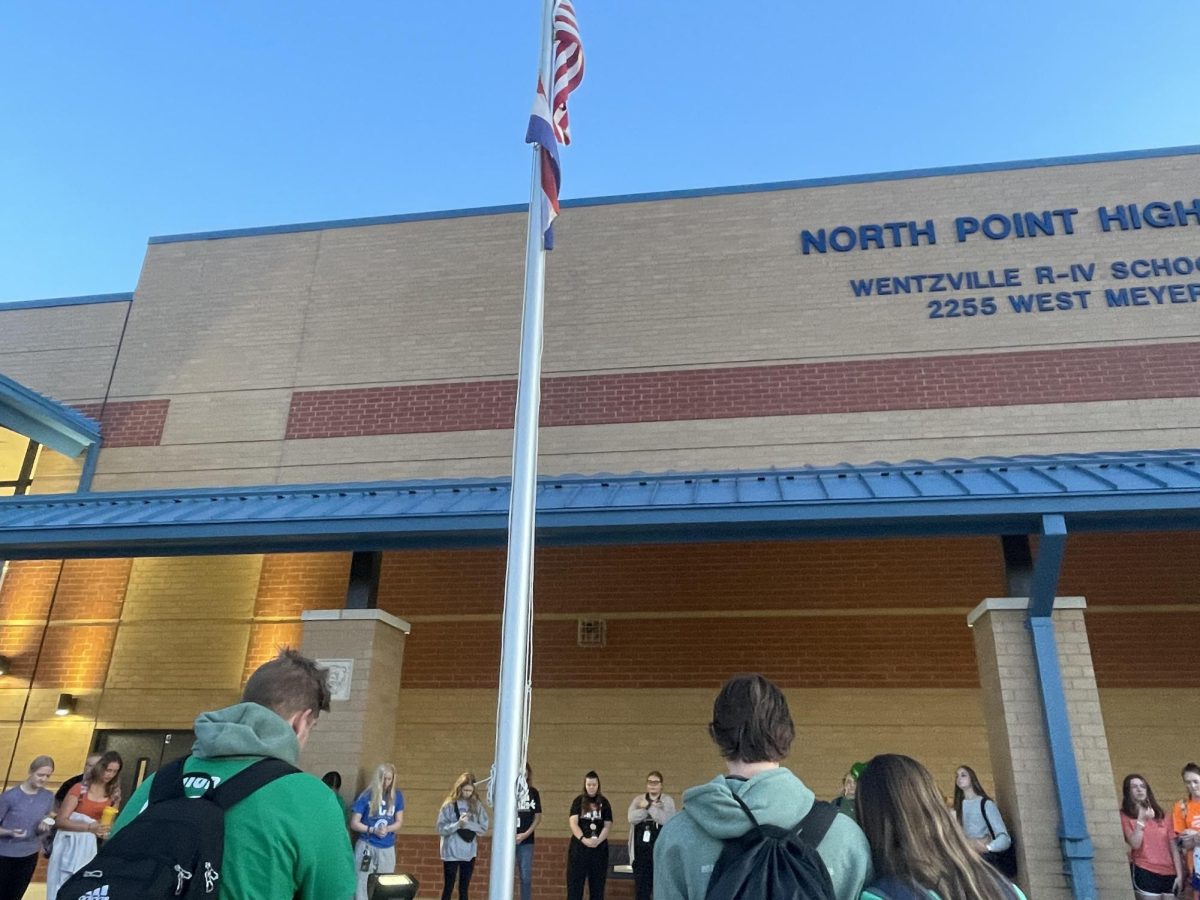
{"left": 525, "top": 0, "right": 585, "bottom": 250}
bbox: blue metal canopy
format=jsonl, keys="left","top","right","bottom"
{"left": 0, "top": 373, "right": 100, "bottom": 459}
{"left": 0, "top": 450, "right": 1198, "bottom": 559}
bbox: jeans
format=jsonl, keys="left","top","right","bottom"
{"left": 516, "top": 841, "right": 535, "bottom": 900}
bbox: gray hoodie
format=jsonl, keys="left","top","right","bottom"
{"left": 653, "top": 767, "right": 871, "bottom": 900}
{"left": 436, "top": 800, "right": 489, "bottom": 862}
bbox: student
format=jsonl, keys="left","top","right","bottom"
{"left": 953, "top": 765, "right": 1015, "bottom": 878}
{"left": 567, "top": 770, "right": 612, "bottom": 900}
{"left": 515, "top": 763, "right": 542, "bottom": 900}
{"left": 54, "top": 754, "right": 100, "bottom": 807}
{"left": 0, "top": 755, "right": 55, "bottom": 900}
{"left": 832, "top": 763, "right": 866, "bottom": 822}
{"left": 627, "top": 770, "right": 676, "bottom": 900}
{"left": 858, "top": 754, "right": 1024, "bottom": 899}
{"left": 437, "top": 772, "right": 488, "bottom": 900}
{"left": 653, "top": 673, "right": 871, "bottom": 900}
{"left": 1173, "top": 763, "right": 1200, "bottom": 900}
{"left": 1121, "top": 773, "right": 1183, "bottom": 899}
{"left": 110, "top": 649, "right": 355, "bottom": 900}
{"left": 47, "top": 751, "right": 123, "bottom": 899}
{"left": 350, "top": 763, "right": 404, "bottom": 900}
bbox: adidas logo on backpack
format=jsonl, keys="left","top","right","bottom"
{"left": 56, "top": 755, "right": 297, "bottom": 899}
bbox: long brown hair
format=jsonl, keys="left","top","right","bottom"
{"left": 858, "top": 754, "right": 1016, "bottom": 900}
{"left": 952, "top": 764, "right": 992, "bottom": 824}
{"left": 89, "top": 751, "right": 123, "bottom": 801}
{"left": 1122, "top": 773, "right": 1164, "bottom": 820}
{"left": 442, "top": 771, "right": 483, "bottom": 816}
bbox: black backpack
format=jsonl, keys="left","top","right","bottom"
{"left": 57, "top": 755, "right": 298, "bottom": 899}
{"left": 979, "top": 800, "right": 1017, "bottom": 879}
{"left": 705, "top": 793, "right": 839, "bottom": 900}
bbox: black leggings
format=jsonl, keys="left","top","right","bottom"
{"left": 442, "top": 859, "right": 475, "bottom": 900}
{"left": 0, "top": 853, "right": 38, "bottom": 900}
{"left": 633, "top": 851, "right": 654, "bottom": 900}
{"left": 566, "top": 842, "right": 608, "bottom": 900}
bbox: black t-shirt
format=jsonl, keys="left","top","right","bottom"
{"left": 570, "top": 793, "right": 612, "bottom": 844}
{"left": 517, "top": 786, "right": 542, "bottom": 844}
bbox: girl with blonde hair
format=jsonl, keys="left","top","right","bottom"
{"left": 857, "top": 754, "right": 1024, "bottom": 899}
{"left": 0, "top": 755, "right": 55, "bottom": 900}
{"left": 350, "top": 763, "right": 404, "bottom": 900}
{"left": 436, "top": 771, "right": 489, "bottom": 900}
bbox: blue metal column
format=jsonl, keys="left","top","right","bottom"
{"left": 78, "top": 440, "right": 100, "bottom": 493}
{"left": 1027, "top": 514, "right": 1097, "bottom": 899}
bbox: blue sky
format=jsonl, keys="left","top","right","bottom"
{"left": 0, "top": 1, "right": 1196, "bottom": 302}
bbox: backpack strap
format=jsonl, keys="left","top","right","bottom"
{"left": 980, "top": 798, "right": 998, "bottom": 841}
{"left": 210, "top": 758, "right": 300, "bottom": 810}
{"left": 729, "top": 792, "right": 837, "bottom": 849}
{"left": 148, "top": 756, "right": 189, "bottom": 804}
{"left": 728, "top": 790, "right": 761, "bottom": 828}
{"left": 797, "top": 799, "right": 838, "bottom": 848}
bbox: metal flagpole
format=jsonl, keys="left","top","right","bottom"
{"left": 488, "top": 1, "right": 556, "bottom": 897}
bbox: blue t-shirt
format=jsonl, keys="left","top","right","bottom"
{"left": 352, "top": 789, "right": 404, "bottom": 848}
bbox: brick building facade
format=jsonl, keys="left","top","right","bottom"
{"left": 2, "top": 146, "right": 1199, "bottom": 898}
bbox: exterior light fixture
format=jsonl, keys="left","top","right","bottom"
{"left": 369, "top": 873, "right": 419, "bottom": 899}
{"left": 55, "top": 693, "right": 76, "bottom": 716}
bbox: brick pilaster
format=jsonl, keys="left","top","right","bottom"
{"left": 299, "top": 609, "right": 409, "bottom": 801}
{"left": 969, "top": 597, "right": 1127, "bottom": 899}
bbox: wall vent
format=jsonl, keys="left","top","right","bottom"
{"left": 577, "top": 618, "right": 607, "bottom": 647}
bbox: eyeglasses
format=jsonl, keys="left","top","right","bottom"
{"left": 646, "top": 779, "right": 662, "bottom": 785}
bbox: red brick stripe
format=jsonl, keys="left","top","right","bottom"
{"left": 75, "top": 399, "right": 170, "bottom": 448}
{"left": 285, "top": 341, "right": 1200, "bottom": 439}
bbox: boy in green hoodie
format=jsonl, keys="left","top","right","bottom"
{"left": 653, "top": 673, "right": 872, "bottom": 900}
{"left": 111, "top": 649, "right": 356, "bottom": 900}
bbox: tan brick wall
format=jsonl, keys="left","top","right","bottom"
{"left": 1103, "top": 688, "right": 1198, "bottom": 803}
{"left": 972, "top": 603, "right": 1128, "bottom": 899}
{"left": 0, "top": 300, "right": 128, "bottom": 403}
{"left": 300, "top": 613, "right": 407, "bottom": 795}
{"left": 392, "top": 687, "right": 991, "bottom": 842}
{"left": 0, "top": 151, "right": 1190, "bottom": 488}
{"left": 97, "top": 555, "right": 263, "bottom": 727}
{"left": 28, "top": 447, "right": 84, "bottom": 494}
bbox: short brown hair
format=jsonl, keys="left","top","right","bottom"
{"left": 708, "top": 673, "right": 795, "bottom": 763}
{"left": 242, "top": 648, "right": 331, "bottom": 718}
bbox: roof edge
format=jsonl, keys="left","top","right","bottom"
{"left": 0, "top": 373, "right": 100, "bottom": 455}
{"left": 0, "top": 292, "right": 134, "bottom": 313}
{"left": 146, "top": 144, "right": 1200, "bottom": 246}
{"left": 4, "top": 448, "right": 1199, "bottom": 506}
